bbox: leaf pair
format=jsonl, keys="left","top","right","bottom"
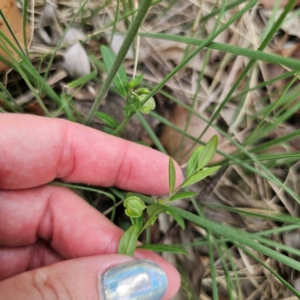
{"left": 186, "top": 135, "right": 219, "bottom": 177}
{"left": 101, "top": 46, "right": 156, "bottom": 115}
{"left": 101, "top": 45, "right": 128, "bottom": 97}
{"left": 118, "top": 124, "right": 220, "bottom": 258}
{"left": 182, "top": 166, "right": 221, "bottom": 187}
{"left": 118, "top": 198, "right": 186, "bottom": 256}
{"left": 147, "top": 203, "right": 185, "bottom": 229}
{"left": 101, "top": 46, "right": 145, "bottom": 96}
{"left": 96, "top": 111, "right": 119, "bottom": 129}
{"left": 169, "top": 135, "right": 220, "bottom": 195}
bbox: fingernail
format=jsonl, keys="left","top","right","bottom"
{"left": 98, "top": 260, "right": 168, "bottom": 300}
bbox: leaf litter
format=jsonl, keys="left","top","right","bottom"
{"left": 1, "top": 0, "right": 300, "bottom": 299}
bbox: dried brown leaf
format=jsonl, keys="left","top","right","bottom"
{"left": 215, "top": 184, "right": 256, "bottom": 208}
{"left": 24, "top": 102, "right": 46, "bottom": 116}
{"left": 0, "top": 0, "right": 31, "bottom": 73}
{"left": 159, "top": 106, "right": 236, "bottom": 164}
{"left": 260, "top": 0, "right": 300, "bottom": 9}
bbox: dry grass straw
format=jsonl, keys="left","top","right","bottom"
{"left": 2, "top": 0, "right": 300, "bottom": 299}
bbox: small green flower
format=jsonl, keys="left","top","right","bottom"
{"left": 124, "top": 196, "right": 146, "bottom": 218}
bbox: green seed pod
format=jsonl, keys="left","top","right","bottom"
{"left": 124, "top": 196, "right": 146, "bottom": 218}
{"left": 138, "top": 94, "right": 156, "bottom": 114}
{"left": 125, "top": 207, "right": 143, "bottom": 218}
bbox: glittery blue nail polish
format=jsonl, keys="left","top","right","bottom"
{"left": 99, "top": 260, "right": 168, "bottom": 300}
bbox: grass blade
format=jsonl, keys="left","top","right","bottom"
{"left": 86, "top": 0, "right": 153, "bottom": 124}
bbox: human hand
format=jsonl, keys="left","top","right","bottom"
{"left": 0, "top": 113, "right": 183, "bottom": 300}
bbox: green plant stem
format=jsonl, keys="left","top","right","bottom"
{"left": 138, "top": 32, "right": 300, "bottom": 70}
{"left": 121, "top": 0, "right": 130, "bottom": 28}
{"left": 0, "top": 82, "right": 23, "bottom": 112}
{"left": 177, "top": 49, "right": 211, "bottom": 160}
{"left": 86, "top": 0, "right": 152, "bottom": 125}
{"left": 158, "top": 89, "right": 300, "bottom": 163}
{"left": 22, "top": 0, "right": 30, "bottom": 58}
{"left": 0, "top": 10, "right": 26, "bottom": 57}
{"left": 196, "top": 0, "right": 297, "bottom": 143}
{"left": 50, "top": 181, "right": 116, "bottom": 221}
{"left": 200, "top": 0, "right": 250, "bottom": 24}
{"left": 245, "top": 72, "right": 299, "bottom": 145}
{"left": 139, "top": 194, "right": 300, "bottom": 272}
{"left": 167, "top": 168, "right": 204, "bottom": 201}
{"left": 136, "top": 112, "right": 167, "bottom": 153}
{"left": 42, "top": 0, "right": 89, "bottom": 85}
{"left": 237, "top": 243, "right": 300, "bottom": 298}
{"left": 150, "top": 110, "right": 300, "bottom": 203}
{"left": 110, "top": 0, "right": 120, "bottom": 47}
{"left": 113, "top": 0, "right": 258, "bottom": 135}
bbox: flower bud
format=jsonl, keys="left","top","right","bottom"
{"left": 124, "top": 196, "right": 146, "bottom": 218}
{"left": 137, "top": 94, "right": 156, "bottom": 114}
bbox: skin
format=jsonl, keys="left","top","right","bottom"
{"left": 0, "top": 113, "right": 183, "bottom": 300}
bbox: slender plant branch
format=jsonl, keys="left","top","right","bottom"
{"left": 85, "top": 0, "right": 152, "bottom": 125}
{"left": 112, "top": 0, "right": 258, "bottom": 135}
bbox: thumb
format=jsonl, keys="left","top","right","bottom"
{"left": 0, "top": 255, "right": 171, "bottom": 300}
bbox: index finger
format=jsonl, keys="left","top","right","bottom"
{"left": 0, "top": 113, "right": 182, "bottom": 194}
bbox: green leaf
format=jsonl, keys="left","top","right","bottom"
{"left": 68, "top": 69, "right": 98, "bottom": 88}
{"left": 143, "top": 204, "right": 167, "bottom": 229}
{"left": 143, "top": 215, "right": 158, "bottom": 229}
{"left": 186, "top": 146, "right": 204, "bottom": 177}
{"left": 135, "top": 140, "right": 151, "bottom": 147}
{"left": 165, "top": 206, "right": 185, "bottom": 229}
{"left": 151, "top": 0, "right": 163, "bottom": 5}
{"left": 127, "top": 74, "right": 144, "bottom": 88}
{"left": 147, "top": 204, "right": 168, "bottom": 218}
{"left": 145, "top": 203, "right": 185, "bottom": 229}
{"left": 123, "top": 101, "right": 142, "bottom": 112}
{"left": 131, "top": 215, "right": 144, "bottom": 231}
{"left": 126, "top": 192, "right": 135, "bottom": 198}
{"left": 103, "top": 126, "right": 114, "bottom": 134}
{"left": 117, "top": 224, "right": 139, "bottom": 256}
{"left": 169, "top": 191, "right": 198, "bottom": 201}
{"left": 182, "top": 166, "right": 221, "bottom": 188}
{"left": 137, "top": 88, "right": 150, "bottom": 95}
{"left": 61, "top": 94, "right": 75, "bottom": 122}
{"left": 168, "top": 157, "right": 176, "bottom": 194}
{"left": 138, "top": 32, "right": 300, "bottom": 70}
{"left": 198, "top": 135, "right": 219, "bottom": 170}
{"left": 137, "top": 244, "right": 188, "bottom": 255}
{"left": 101, "top": 46, "right": 128, "bottom": 97}
{"left": 95, "top": 112, "right": 119, "bottom": 129}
